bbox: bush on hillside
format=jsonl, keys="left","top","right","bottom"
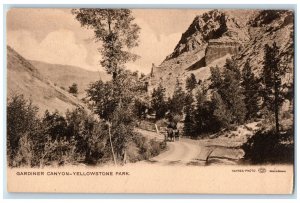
{"left": 242, "top": 128, "right": 294, "bottom": 164}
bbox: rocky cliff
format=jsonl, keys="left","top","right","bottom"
{"left": 148, "top": 9, "right": 293, "bottom": 97}
{"left": 235, "top": 10, "right": 294, "bottom": 82}
{"left": 167, "top": 10, "right": 250, "bottom": 60}
{"left": 205, "top": 40, "right": 241, "bottom": 65}
{"left": 148, "top": 10, "right": 254, "bottom": 96}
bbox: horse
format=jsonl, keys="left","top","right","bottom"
{"left": 173, "top": 129, "right": 180, "bottom": 141}
{"left": 167, "top": 128, "right": 175, "bottom": 142}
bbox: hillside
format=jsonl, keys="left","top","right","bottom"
{"left": 7, "top": 46, "right": 88, "bottom": 115}
{"left": 148, "top": 9, "right": 294, "bottom": 96}
{"left": 235, "top": 10, "right": 294, "bottom": 84}
{"left": 30, "top": 60, "right": 110, "bottom": 98}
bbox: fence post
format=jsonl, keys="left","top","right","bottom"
{"left": 155, "top": 124, "right": 159, "bottom": 134}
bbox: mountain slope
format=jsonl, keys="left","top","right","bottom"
{"left": 235, "top": 10, "right": 294, "bottom": 83}
{"left": 148, "top": 10, "right": 254, "bottom": 96}
{"left": 29, "top": 60, "right": 110, "bottom": 98}
{"left": 7, "top": 46, "right": 87, "bottom": 115}
{"left": 148, "top": 9, "right": 294, "bottom": 96}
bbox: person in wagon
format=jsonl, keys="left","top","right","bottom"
{"left": 167, "top": 116, "right": 178, "bottom": 140}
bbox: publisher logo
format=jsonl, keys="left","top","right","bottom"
{"left": 258, "top": 168, "right": 267, "bottom": 173}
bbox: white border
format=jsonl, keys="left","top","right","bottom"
{"left": 0, "top": 0, "right": 299, "bottom": 202}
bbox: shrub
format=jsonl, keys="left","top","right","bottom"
{"left": 132, "top": 134, "right": 150, "bottom": 160}
{"left": 7, "top": 94, "right": 167, "bottom": 167}
{"left": 7, "top": 95, "right": 39, "bottom": 167}
{"left": 68, "top": 83, "right": 78, "bottom": 96}
{"left": 242, "top": 129, "right": 294, "bottom": 164}
{"left": 13, "top": 133, "right": 33, "bottom": 167}
{"left": 149, "top": 139, "right": 166, "bottom": 157}
{"left": 42, "top": 110, "right": 68, "bottom": 141}
{"left": 65, "top": 107, "right": 107, "bottom": 165}
{"left": 151, "top": 83, "right": 168, "bottom": 120}
{"left": 132, "top": 133, "right": 166, "bottom": 160}
{"left": 249, "top": 10, "right": 284, "bottom": 27}
{"left": 7, "top": 95, "right": 108, "bottom": 167}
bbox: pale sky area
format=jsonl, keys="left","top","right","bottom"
{"left": 7, "top": 8, "right": 206, "bottom": 73}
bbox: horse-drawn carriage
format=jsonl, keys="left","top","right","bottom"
{"left": 161, "top": 127, "right": 180, "bottom": 142}
{"left": 156, "top": 120, "right": 180, "bottom": 142}
{"left": 167, "top": 128, "right": 180, "bottom": 142}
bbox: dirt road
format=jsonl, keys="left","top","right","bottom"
{"left": 137, "top": 129, "right": 244, "bottom": 166}
{"left": 151, "top": 138, "right": 244, "bottom": 166}
{"left": 150, "top": 138, "right": 203, "bottom": 165}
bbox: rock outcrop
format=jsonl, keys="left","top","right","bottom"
{"left": 235, "top": 10, "right": 294, "bottom": 81}
{"left": 148, "top": 9, "right": 252, "bottom": 96}
{"left": 147, "top": 9, "right": 293, "bottom": 97}
{"left": 167, "top": 10, "right": 250, "bottom": 60}
{"left": 205, "top": 39, "right": 240, "bottom": 65}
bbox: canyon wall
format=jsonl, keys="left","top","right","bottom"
{"left": 205, "top": 40, "right": 241, "bottom": 65}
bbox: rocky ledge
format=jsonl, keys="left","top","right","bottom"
{"left": 205, "top": 39, "right": 241, "bottom": 65}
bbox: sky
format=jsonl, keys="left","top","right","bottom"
{"left": 7, "top": 8, "right": 205, "bottom": 73}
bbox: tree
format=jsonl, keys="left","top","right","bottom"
{"left": 263, "top": 42, "right": 286, "bottom": 134}
{"left": 210, "top": 66, "right": 222, "bottom": 89}
{"left": 210, "top": 61, "right": 246, "bottom": 127}
{"left": 134, "top": 97, "right": 149, "bottom": 119}
{"left": 73, "top": 9, "right": 142, "bottom": 164}
{"left": 151, "top": 83, "right": 167, "bottom": 120}
{"left": 110, "top": 106, "right": 136, "bottom": 160}
{"left": 212, "top": 91, "right": 231, "bottom": 129}
{"left": 65, "top": 107, "right": 107, "bottom": 164}
{"left": 168, "top": 79, "right": 186, "bottom": 116}
{"left": 140, "top": 73, "right": 146, "bottom": 79}
{"left": 42, "top": 110, "right": 68, "bottom": 141}
{"left": 194, "top": 87, "right": 219, "bottom": 136}
{"left": 7, "top": 95, "right": 111, "bottom": 167}
{"left": 86, "top": 80, "right": 118, "bottom": 120}
{"left": 222, "top": 67, "right": 246, "bottom": 124}
{"left": 68, "top": 83, "right": 78, "bottom": 96}
{"left": 87, "top": 70, "right": 146, "bottom": 120}
{"left": 183, "top": 92, "right": 195, "bottom": 136}
{"left": 241, "top": 60, "right": 260, "bottom": 120}
{"left": 72, "top": 9, "right": 140, "bottom": 80}
{"left": 150, "top": 64, "right": 154, "bottom": 77}
{"left": 86, "top": 70, "right": 147, "bottom": 164}
{"left": 186, "top": 73, "right": 197, "bottom": 92}
{"left": 7, "top": 95, "right": 39, "bottom": 166}
{"left": 224, "top": 58, "right": 241, "bottom": 80}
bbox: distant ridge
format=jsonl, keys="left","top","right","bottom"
{"left": 7, "top": 46, "right": 88, "bottom": 115}
{"left": 30, "top": 60, "right": 110, "bottom": 98}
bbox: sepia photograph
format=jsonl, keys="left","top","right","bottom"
{"left": 5, "top": 7, "right": 295, "bottom": 194}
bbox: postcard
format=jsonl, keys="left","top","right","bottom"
{"left": 6, "top": 8, "right": 294, "bottom": 194}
